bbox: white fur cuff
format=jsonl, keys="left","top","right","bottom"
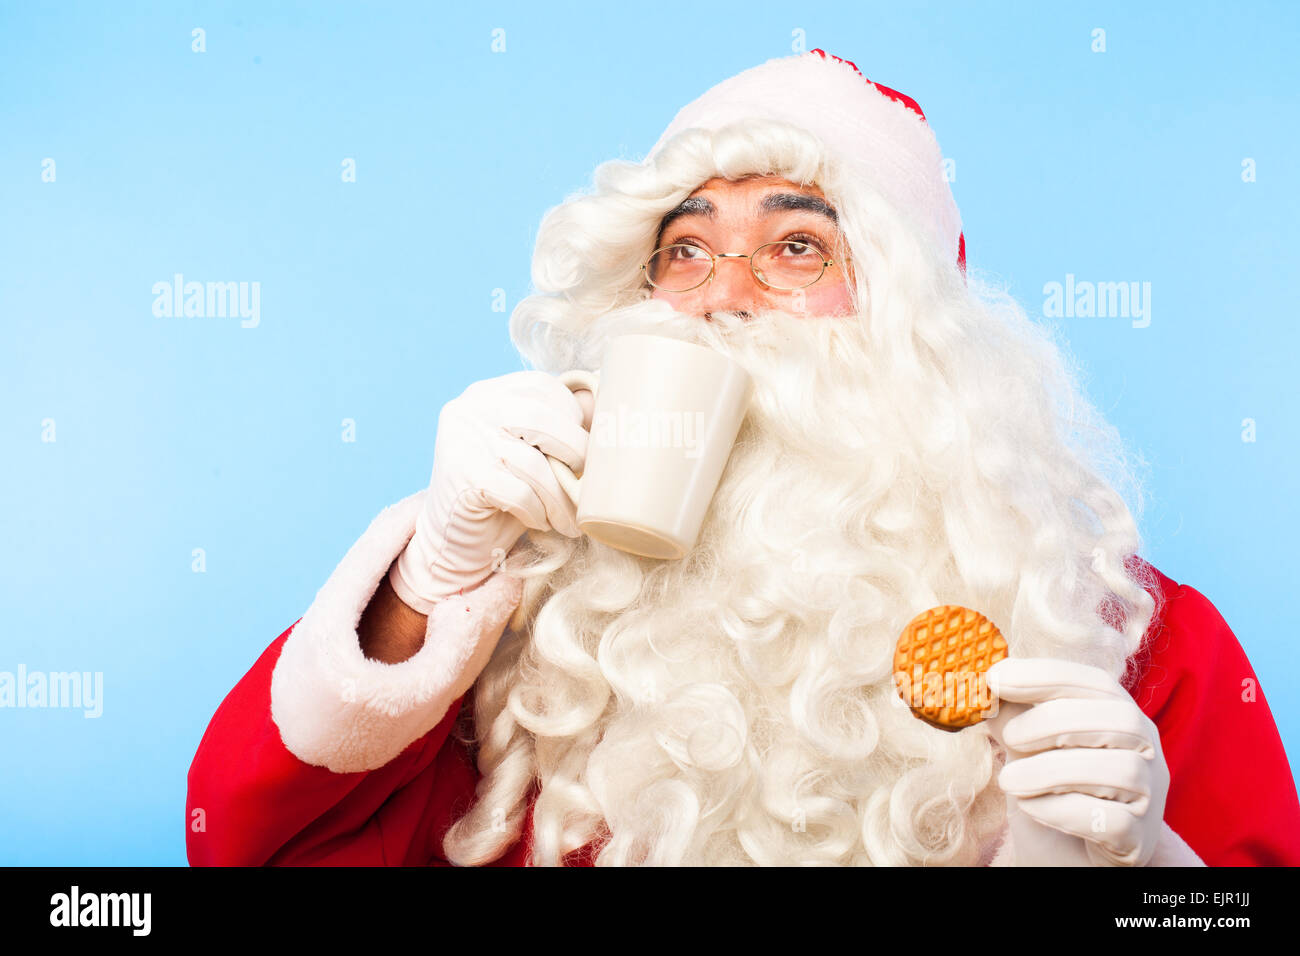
{"left": 1146, "top": 821, "right": 1207, "bottom": 867}
{"left": 987, "top": 820, "right": 1206, "bottom": 867}
{"left": 269, "top": 490, "right": 525, "bottom": 773}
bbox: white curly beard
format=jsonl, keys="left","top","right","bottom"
{"left": 443, "top": 293, "right": 1153, "bottom": 866}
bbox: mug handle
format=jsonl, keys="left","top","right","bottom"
{"left": 548, "top": 368, "right": 600, "bottom": 506}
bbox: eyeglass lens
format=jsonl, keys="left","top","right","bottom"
{"left": 646, "top": 241, "right": 826, "bottom": 292}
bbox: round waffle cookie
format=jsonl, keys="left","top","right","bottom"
{"left": 894, "top": 605, "right": 1008, "bottom": 731}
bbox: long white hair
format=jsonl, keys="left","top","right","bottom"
{"left": 442, "top": 118, "right": 1161, "bottom": 866}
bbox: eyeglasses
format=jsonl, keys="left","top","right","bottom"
{"left": 640, "top": 240, "right": 838, "bottom": 293}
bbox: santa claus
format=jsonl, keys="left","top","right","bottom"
{"left": 186, "top": 50, "right": 1300, "bottom": 866}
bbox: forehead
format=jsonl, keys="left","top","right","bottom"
{"left": 691, "top": 174, "right": 826, "bottom": 198}
{"left": 657, "top": 175, "right": 837, "bottom": 237}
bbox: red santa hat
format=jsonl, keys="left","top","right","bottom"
{"left": 648, "top": 49, "right": 966, "bottom": 276}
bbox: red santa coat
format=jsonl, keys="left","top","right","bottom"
{"left": 186, "top": 493, "right": 1300, "bottom": 866}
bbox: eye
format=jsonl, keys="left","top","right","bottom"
{"left": 662, "top": 233, "right": 830, "bottom": 256}
{"left": 672, "top": 243, "right": 710, "bottom": 260}
{"left": 780, "top": 233, "right": 828, "bottom": 257}
{"left": 661, "top": 238, "right": 711, "bottom": 259}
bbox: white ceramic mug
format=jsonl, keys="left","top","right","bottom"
{"left": 547, "top": 334, "right": 754, "bottom": 560}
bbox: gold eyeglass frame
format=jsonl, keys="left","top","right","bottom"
{"left": 640, "top": 241, "right": 837, "bottom": 293}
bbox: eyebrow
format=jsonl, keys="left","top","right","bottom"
{"left": 656, "top": 192, "right": 839, "bottom": 238}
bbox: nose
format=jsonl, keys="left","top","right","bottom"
{"left": 693, "top": 254, "right": 766, "bottom": 319}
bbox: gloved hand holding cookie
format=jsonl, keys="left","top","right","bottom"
{"left": 894, "top": 606, "right": 1170, "bottom": 866}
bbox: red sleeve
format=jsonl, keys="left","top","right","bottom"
{"left": 1130, "top": 581, "right": 1300, "bottom": 865}
{"left": 186, "top": 619, "right": 475, "bottom": 866}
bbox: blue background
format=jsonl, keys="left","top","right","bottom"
{"left": 1, "top": 1, "right": 1296, "bottom": 864}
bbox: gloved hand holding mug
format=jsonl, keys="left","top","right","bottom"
{"left": 388, "top": 370, "right": 593, "bottom": 615}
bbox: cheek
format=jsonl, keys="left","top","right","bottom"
{"left": 651, "top": 283, "right": 854, "bottom": 317}
{"left": 795, "top": 281, "right": 854, "bottom": 317}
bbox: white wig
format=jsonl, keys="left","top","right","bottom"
{"left": 442, "top": 115, "right": 1161, "bottom": 867}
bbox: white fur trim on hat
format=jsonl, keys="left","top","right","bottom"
{"left": 648, "top": 51, "right": 962, "bottom": 267}
{"left": 269, "top": 490, "right": 524, "bottom": 773}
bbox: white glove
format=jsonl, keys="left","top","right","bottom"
{"left": 985, "top": 657, "right": 1170, "bottom": 867}
{"left": 388, "top": 370, "right": 592, "bottom": 614}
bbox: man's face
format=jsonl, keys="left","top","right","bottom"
{"left": 647, "top": 175, "right": 856, "bottom": 319}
